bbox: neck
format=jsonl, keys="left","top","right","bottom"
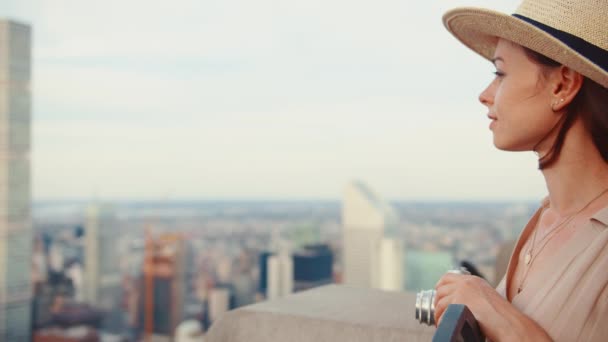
{"left": 540, "top": 120, "right": 608, "bottom": 215}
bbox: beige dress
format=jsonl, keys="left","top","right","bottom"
{"left": 496, "top": 198, "right": 608, "bottom": 341}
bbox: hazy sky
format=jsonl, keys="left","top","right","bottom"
{"left": 1, "top": 0, "right": 548, "bottom": 201}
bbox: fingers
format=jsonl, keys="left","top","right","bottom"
{"left": 435, "top": 272, "right": 465, "bottom": 288}
{"left": 434, "top": 293, "right": 452, "bottom": 326}
{"left": 436, "top": 273, "right": 488, "bottom": 290}
{"left": 434, "top": 273, "right": 472, "bottom": 326}
{"left": 435, "top": 282, "right": 456, "bottom": 300}
{"left": 434, "top": 282, "right": 457, "bottom": 326}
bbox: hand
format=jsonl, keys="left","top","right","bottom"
{"left": 433, "top": 273, "right": 552, "bottom": 342}
{"left": 434, "top": 273, "right": 506, "bottom": 339}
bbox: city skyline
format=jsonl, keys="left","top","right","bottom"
{"left": 0, "top": 0, "right": 550, "bottom": 201}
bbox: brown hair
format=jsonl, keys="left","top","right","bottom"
{"left": 523, "top": 48, "right": 608, "bottom": 169}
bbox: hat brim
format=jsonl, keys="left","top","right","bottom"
{"left": 443, "top": 7, "right": 608, "bottom": 88}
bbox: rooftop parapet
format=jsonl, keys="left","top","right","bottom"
{"left": 206, "top": 284, "right": 435, "bottom": 342}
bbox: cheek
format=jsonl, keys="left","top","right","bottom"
{"left": 494, "top": 81, "right": 517, "bottom": 112}
{"left": 492, "top": 83, "right": 557, "bottom": 149}
{"left": 494, "top": 82, "right": 547, "bottom": 124}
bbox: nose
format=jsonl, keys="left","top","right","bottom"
{"left": 478, "top": 80, "right": 495, "bottom": 108}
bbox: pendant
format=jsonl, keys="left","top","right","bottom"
{"left": 517, "top": 287, "right": 522, "bottom": 294}
{"left": 525, "top": 252, "right": 531, "bottom": 265}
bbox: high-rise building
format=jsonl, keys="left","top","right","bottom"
{"left": 293, "top": 244, "right": 334, "bottom": 292}
{"left": 266, "top": 244, "right": 293, "bottom": 300}
{"left": 84, "top": 204, "right": 121, "bottom": 309}
{"left": 378, "top": 238, "right": 404, "bottom": 291}
{"left": 0, "top": 19, "right": 32, "bottom": 341}
{"left": 208, "top": 287, "right": 230, "bottom": 324}
{"left": 342, "top": 181, "right": 403, "bottom": 290}
{"left": 140, "top": 233, "right": 187, "bottom": 339}
{"left": 257, "top": 252, "right": 273, "bottom": 296}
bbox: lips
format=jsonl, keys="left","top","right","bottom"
{"left": 488, "top": 114, "right": 497, "bottom": 130}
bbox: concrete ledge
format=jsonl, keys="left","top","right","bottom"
{"left": 206, "top": 285, "right": 435, "bottom": 342}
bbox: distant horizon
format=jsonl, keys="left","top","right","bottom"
{"left": 33, "top": 196, "right": 542, "bottom": 204}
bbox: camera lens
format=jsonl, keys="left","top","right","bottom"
{"left": 415, "top": 268, "right": 471, "bottom": 325}
{"left": 415, "top": 289, "right": 436, "bottom": 325}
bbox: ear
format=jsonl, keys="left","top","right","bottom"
{"left": 550, "top": 66, "right": 583, "bottom": 111}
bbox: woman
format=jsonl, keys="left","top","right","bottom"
{"left": 435, "top": 0, "right": 608, "bottom": 341}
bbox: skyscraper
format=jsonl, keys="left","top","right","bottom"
{"left": 84, "top": 204, "right": 121, "bottom": 309}
{"left": 293, "top": 244, "right": 333, "bottom": 292}
{"left": 0, "top": 19, "right": 32, "bottom": 341}
{"left": 140, "top": 232, "right": 187, "bottom": 339}
{"left": 266, "top": 245, "right": 293, "bottom": 300}
{"left": 342, "top": 181, "right": 403, "bottom": 290}
{"left": 208, "top": 287, "right": 230, "bottom": 324}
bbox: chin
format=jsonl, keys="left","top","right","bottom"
{"left": 493, "top": 143, "right": 517, "bottom": 152}
{"left": 492, "top": 137, "right": 530, "bottom": 152}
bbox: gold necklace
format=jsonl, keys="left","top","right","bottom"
{"left": 517, "top": 187, "right": 608, "bottom": 294}
{"left": 523, "top": 210, "right": 575, "bottom": 266}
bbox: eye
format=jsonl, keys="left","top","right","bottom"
{"left": 493, "top": 71, "right": 505, "bottom": 79}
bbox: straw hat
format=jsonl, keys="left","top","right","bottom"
{"left": 443, "top": 0, "right": 608, "bottom": 88}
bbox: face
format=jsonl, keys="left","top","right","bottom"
{"left": 479, "top": 39, "right": 561, "bottom": 153}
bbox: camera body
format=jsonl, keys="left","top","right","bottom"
{"left": 414, "top": 268, "right": 471, "bottom": 325}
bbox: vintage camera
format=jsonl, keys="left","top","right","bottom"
{"left": 415, "top": 268, "right": 471, "bottom": 326}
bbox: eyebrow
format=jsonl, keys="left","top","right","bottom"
{"left": 491, "top": 57, "right": 504, "bottom": 64}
